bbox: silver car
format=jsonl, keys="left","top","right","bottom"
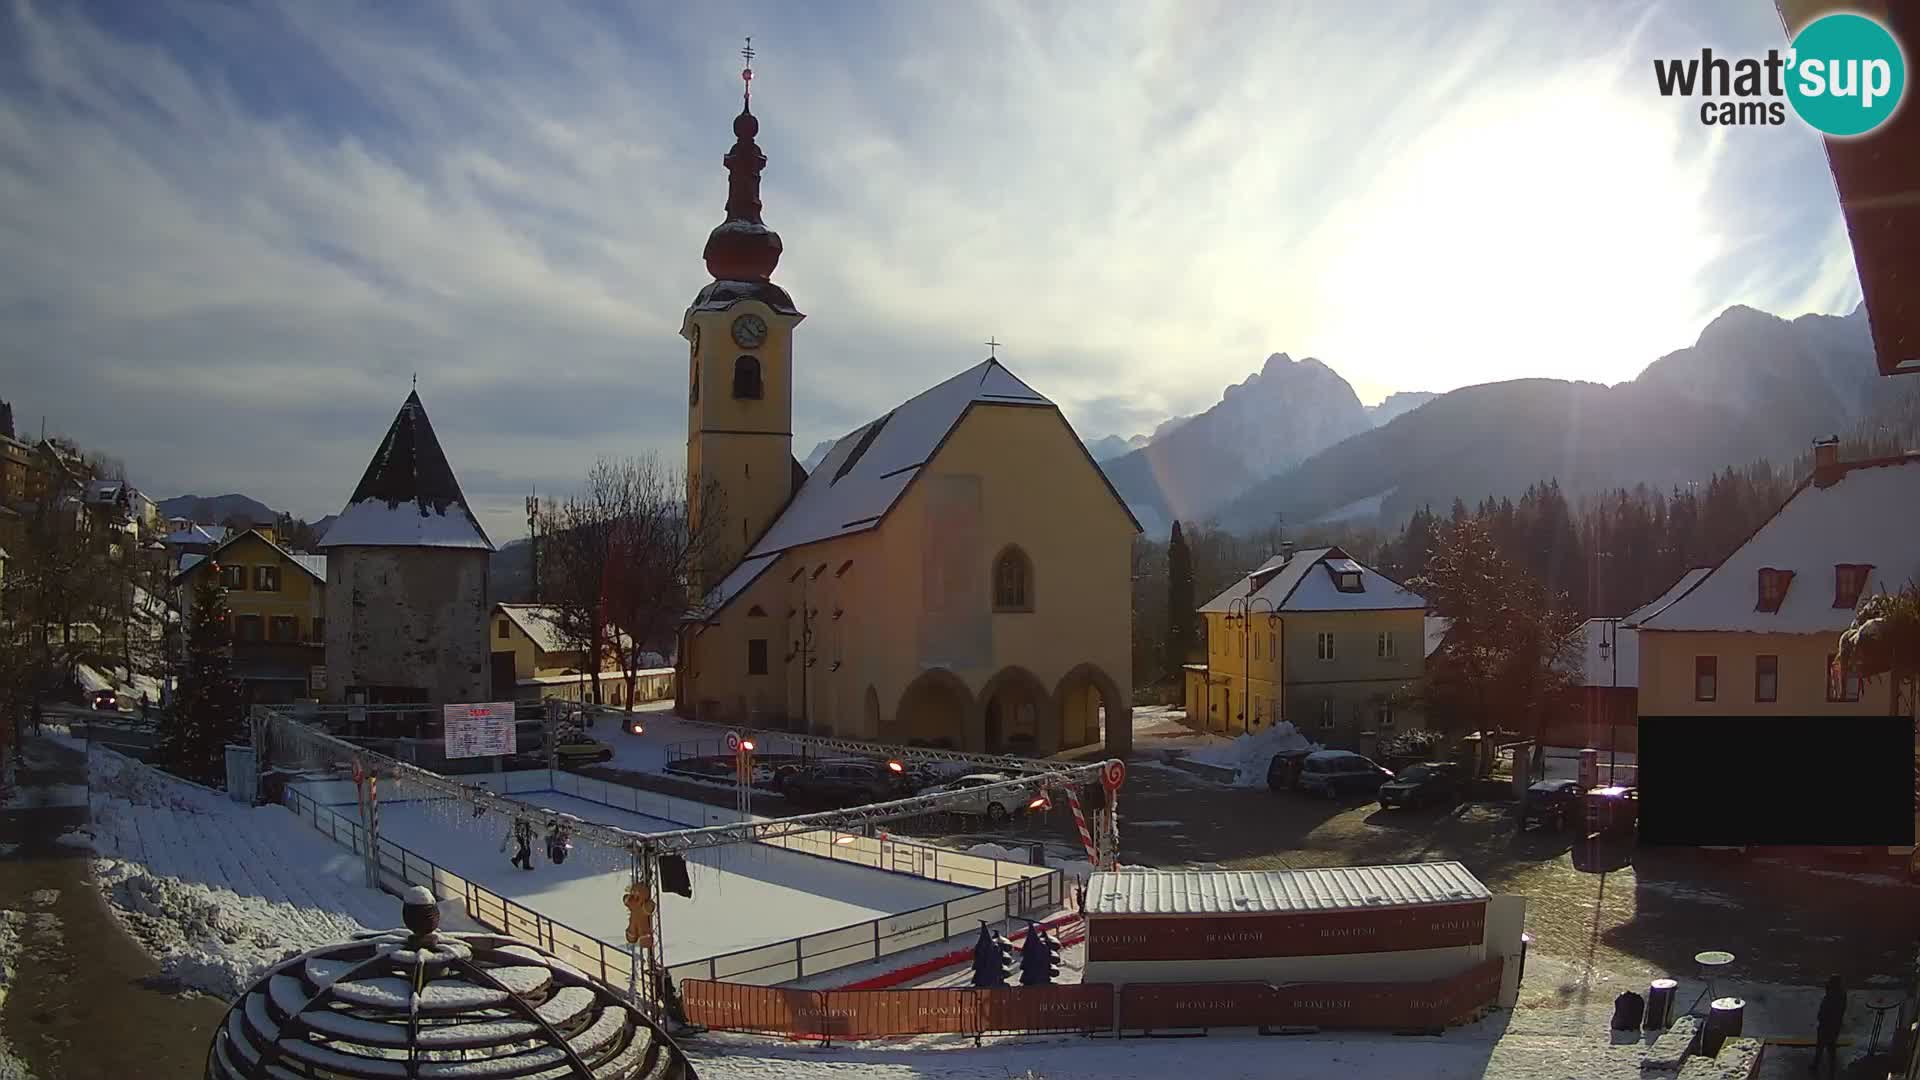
{"left": 921, "top": 773, "right": 1025, "bottom": 822}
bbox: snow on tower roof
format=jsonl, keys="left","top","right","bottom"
{"left": 318, "top": 391, "right": 494, "bottom": 551}
{"left": 1086, "top": 862, "right": 1488, "bottom": 917}
{"left": 1636, "top": 453, "right": 1920, "bottom": 634}
{"left": 1198, "top": 546, "right": 1426, "bottom": 613}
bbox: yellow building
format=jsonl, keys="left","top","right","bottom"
{"left": 1187, "top": 546, "right": 1428, "bottom": 750}
{"left": 675, "top": 77, "right": 1140, "bottom": 756}
{"left": 1634, "top": 442, "right": 1919, "bottom": 721}
{"left": 489, "top": 603, "right": 674, "bottom": 707}
{"left": 176, "top": 528, "right": 327, "bottom": 703}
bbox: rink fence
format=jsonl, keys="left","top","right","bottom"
{"left": 278, "top": 773, "right": 1061, "bottom": 992}
{"left": 679, "top": 956, "right": 1504, "bottom": 1041}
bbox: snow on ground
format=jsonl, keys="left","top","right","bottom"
{"left": 1181, "top": 722, "right": 1320, "bottom": 786}
{"left": 69, "top": 748, "right": 402, "bottom": 999}
{"left": 369, "top": 791, "right": 974, "bottom": 963}
{"left": 0, "top": 887, "right": 62, "bottom": 1080}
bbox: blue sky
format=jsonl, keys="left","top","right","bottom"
{"left": 0, "top": 0, "right": 1866, "bottom": 541}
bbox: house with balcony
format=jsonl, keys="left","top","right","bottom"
{"left": 176, "top": 528, "right": 327, "bottom": 703}
{"left": 488, "top": 602, "right": 673, "bottom": 707}
{"left": 1186, "top": 545, "right": 1428, "bottom": 751}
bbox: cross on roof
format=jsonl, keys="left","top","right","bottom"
{"left": 741, "top": 37, "right": 754, "bottom": 96}
{"left": 985, "top": 337, "right": 1001, "bottom": 358}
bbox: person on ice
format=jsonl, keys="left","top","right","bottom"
{"left": 1811, "top": 974, "right": 1846, "bottom": 1074}
{"left": 502, "top": 816, "right": 535, "bottom": 870}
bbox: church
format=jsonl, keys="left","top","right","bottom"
{"left": 675, "top": 56, "right": 1139, "bottom": 757}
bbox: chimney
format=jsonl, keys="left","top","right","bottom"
{"left": 1281, "top": 541, "right": 1295, "bottom": 561}
{"left": 1812, "top": 436, "right": 1842, "bottom": 487}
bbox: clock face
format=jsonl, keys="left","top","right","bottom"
{"left": 731, "top": 314, "right": 768, "bottom": 349}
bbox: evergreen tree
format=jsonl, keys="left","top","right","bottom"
{"left": 1166, "top": 522, "right": 1195, "bottom": 678}
{"left": 160, "top": 567, "right": 246, "bottom": 784}
{"left": 970, "top": 925, "right": 1011, "bottom": 988}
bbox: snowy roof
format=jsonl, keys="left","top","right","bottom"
{"left": 495, "top": 604, "right": 636, "bottom": 655}
{"left": 1199, "top": 546, "right": 1427, "bottom": 614}
{"left": 173, "top": 529, "right": 327, "bottom": 585}
{"left": 1637, "top": 453, "right": 1920, "bottom": 634}
{"left": 1622, "top": 567, "right": 1712, "bottom": 627}
{"left": 1086, "top": 862, "right": 1489, "bottom": 917}
{"left": 318, "top": 391, "right": 494, "bottom": 551}
{"left": 84, "top": 478, "right": 124, "bottom": 503}
{"left": 1567, "top": 618, "right": 1638, "bottom": 688}
{"left": 697, "top": 552, "right": 781, "bottom": 619}
{"left": 165, "top": 523, "right": 227, "bottom": 546}
{"left": 1424, "top": 616, "right": 1451, "bottom": 657}
{"left": 179, "top": 553, "right": 203, "bottom": 575}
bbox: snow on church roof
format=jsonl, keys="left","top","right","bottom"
{"left": 742, "top": 359, "right": 1051, "bottom": 559}
{"left": 1636, "top": 453, "right": 1920, "bottom": 634}
{"left": 1199, "top": 546, "right": 1426, "bottom": 614}
{"left": 318, "top": 391, "right": 494, "bottom": 551}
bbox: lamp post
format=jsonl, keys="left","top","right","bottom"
{"left": 786, "top": 568, "right": 817, "bottom": 734}
{"left": 1227, "top": 595, "right": 1276, "bottom": 736}
{"left": 1595, "top": 551, "right": 1619, "bottom": 783}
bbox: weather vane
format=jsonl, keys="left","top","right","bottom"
{"left": 741, "top": 37, "right": 754, "bottom": 102}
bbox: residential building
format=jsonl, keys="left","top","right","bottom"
{"left": 1187, "top": 546, "right": 1428, "bottom": 751}
{"left": 489, "top": 603, "right": 674, "bottom": 707}
{"left": 0, "top": 435, "right": 32, "bottom": 505}
{"left": 175, "top": 529, "right": 328, "bottom": 703}
{"left": 318, "top": 391, "right": 494, "bottom": 709}
{"left": 1634, "top": 441, "right": 1919, "bottom": 721}
{"left": 675, "top": 81, "right": 1138, "bottom": 755}
{"left": 1549, "top": 567, "right": 1710, "bottom": 753}
{"left": 164, "top": 522, "right": 230, "bottom": 571}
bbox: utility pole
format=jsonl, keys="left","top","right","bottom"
{"left": 525, "top": 492, "right": 540, "bottom": 602}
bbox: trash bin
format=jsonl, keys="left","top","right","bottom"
{"left": 1701, "top": 997, "right": 1745, "bottom": 1055}
{"left": 1644, "top": 978, "right": 1678, "bottom": 1030}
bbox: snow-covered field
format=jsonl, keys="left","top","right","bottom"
{"left": 62, "top": 747, "right": 403, "bottom": 998}
{"left": 369, "top": 791, "right": 975, "bottom": 963}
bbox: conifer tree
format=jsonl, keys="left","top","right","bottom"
{"left": 1165, "top": 521, "right": 1194, "bottom": 679}
{"left": 160, "top": 566, "right": 246, "bottom": 784}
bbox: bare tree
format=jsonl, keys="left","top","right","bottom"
{"left": 540, "top": 456, "right": 728, "bottom": 709}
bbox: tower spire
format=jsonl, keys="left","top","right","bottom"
{"left": 703, "top": 37, "right": 783, "bottom": 283}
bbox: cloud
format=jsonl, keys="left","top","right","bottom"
{"left": 0, "top": 0, "right": 1863, "bottom": 543}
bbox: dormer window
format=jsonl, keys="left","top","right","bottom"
{"left": 1337, "top": 572, "right": 1363, "bottom": 592}
{"left": 1834, "top": 564, "right": 1873, "bottom": 609}
{"left": 1324, "top": 557, "right": 1366, "bottom": 593}
{"left": 1755, "top": 568, "right": 1793, "bottom": 613}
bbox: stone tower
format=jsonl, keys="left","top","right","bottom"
{"left": 318, "top": 390, "right": 495, "bottom": 708}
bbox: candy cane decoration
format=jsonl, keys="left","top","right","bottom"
{"left": 1064, "top": 785, "right": 1100, "bottom": 865}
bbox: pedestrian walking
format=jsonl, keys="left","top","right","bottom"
{"left": 29, "top": 699, "right": 43, "bottom": 736}
{"left": 510, "top": 817, "right": 536, "bottom": 871}
{"left": 1811, "top": 974, "right": 1846, "bottom": 1074}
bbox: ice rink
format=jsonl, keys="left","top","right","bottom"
{"left": 371, "top": 791, "right": 975, "bottom": 963}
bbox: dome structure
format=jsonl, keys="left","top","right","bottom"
{"left": 207, "top": 889, "right": 693, "bottom": 1079}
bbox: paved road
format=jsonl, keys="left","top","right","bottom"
{"left": 1, "top": 735, "right": 229, "bottom": 1079}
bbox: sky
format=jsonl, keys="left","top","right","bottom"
{"left": 0, "top": 0, "right": 1867, "bottom": 543}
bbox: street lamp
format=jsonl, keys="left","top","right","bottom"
{"left": 1595, "top": 551, "right": 1619, "bottom": 782}
{"left": 1226, "top": 595, "right": 1276, "bottom": 736}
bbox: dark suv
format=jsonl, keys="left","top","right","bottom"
{"left": 1376, "top": 762, "right": 1464, "bottom": 809}
{"left": 781, "top": 760, "right": 912, "bottom": 809}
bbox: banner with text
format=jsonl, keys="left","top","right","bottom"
{"left": 442, "top": 702, "right": 517, "bottom": 759}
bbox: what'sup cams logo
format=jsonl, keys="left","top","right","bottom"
{"left": 1654, "top": 11, "right": 1907, "bottom": 136}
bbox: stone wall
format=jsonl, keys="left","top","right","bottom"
{"left": 324, "top": 547, "right": 489, "bottom": 706}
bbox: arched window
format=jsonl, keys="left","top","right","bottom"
{"left": 732, "top": 355, "right": 763, "bottom": 400}
{"left": 992, "top": 545, "right": 1033, "bottom": 612}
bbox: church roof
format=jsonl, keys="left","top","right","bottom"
{"left": 318, "top": 391, "right": 495, "bottom": 551}
{"left": 695, "top": 357, "right": 1139, "bottom": 618}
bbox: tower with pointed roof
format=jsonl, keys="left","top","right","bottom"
{"left": 683, "top": 41, "right": 806, "bottom": 591}
{"left": 319, "top": 391, "right": 497, "bottom": 709}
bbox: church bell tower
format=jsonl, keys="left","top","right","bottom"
{"left": 684, "top": 39, "right": 803, "bottom": 585}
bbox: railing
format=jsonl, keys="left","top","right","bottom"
{"left": 278, "top": 774, "right": 1061, "bottom": 991}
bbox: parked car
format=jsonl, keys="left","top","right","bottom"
{"left": 1266, "top": 748, "right": 1316, "bottom": 792}
{"left": 553, "top": 734, "right": 615, "bottom": 767}
{"left": 1297, "top": 751, "right": 1393, "bottom": 799}
{"left": 781, "top": 760, "right": 913, "bottom": 809}
{"left": 1519, "top": 779, "right": 1583, "bottom": 831}
{"left": 88, "top": 688, "right": 120, "bottom": 711}
{"left": 1376, "top": 762, "right": 1464, "bottom": 809}
{"left": 919, "top": 773, "right": 1025, "bottom": 822}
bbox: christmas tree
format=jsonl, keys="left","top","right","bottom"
{"left": 160, "top": 566, "right": 246, "bottom": 784}
{"left": 970, "top": 925, "right": 1010, "bottom": 988}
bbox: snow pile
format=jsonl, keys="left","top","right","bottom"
{"left": 1183, "top": 723, "right": 1321, "bottom": 787}
{"left": 964, "top": 842, "right": 1020, "bottom": 862}
{"left": 1, "top": 891, "right": 61, "bottom": 1080}
{"left": 78, "top": 748, "right": 394, "bottom": 999}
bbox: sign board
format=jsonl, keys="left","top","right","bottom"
{"left": 308, "top": 666, "right": 327, "bottom": 693}
{"left": 725, "top": 730, "right": 741, "bottom": 754}
{"left": 443, "top": 702, "right": 517, "bottom": 759}
{"left": 1086, "top": 900, "right": 1487, "bottom": 962}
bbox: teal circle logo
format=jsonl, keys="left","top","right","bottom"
{"left": 1786, "top": 13, "right": 1906, "bottom": 137}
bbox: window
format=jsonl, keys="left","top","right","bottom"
{"left": 497, "top": 619, "right": 510, "bottom": 639}
{"left": 1375, "top": 703, "right": 1394, "bottom": 727}
{"left": 1268, "top": 631, "right": 1276, "bottom": 660}
{"left": 1319, "top": 699, "right": 1335, "bottom": 729}
{"left": 747, "top": 638, "right": 768, "bottom": 676}
{"left": 268, "top": 616, "right": 298, "bottom": 643}
{"left": 1694, "top": 656, "right": 1717, "bottom": 702}
{"left": 1755, "top": 655, "right": 1778, "bottom": 703}
{"left": 1252, "top": 635, "right": 1261, "bottom": 660}
{"left": 1755, "top": 568, "right": 1792, "bottom": 612}
{"left": 1252, "top": 697, "right": 1262, "bottom": 726}
{"left": 732, "top": 355, "right": 763, "bottom": 399}
{"left": 221, "top": 563, "right": 246, "bottom": 590}
{"left": 1834, "top": 564, "right": 1873, "bottom": 609}
{"left": 1316, "top": 632, "right": 1336, "bottom": 661}
{"left": 993, "top": 547, "right": 1033, "bottom": 611}
{"left": 1377, "top": 632, "right": 1396, "bottom": 660}
{"left": 313, "top": 617, "right": 325, "bottom": 641}
{"left": 1336, "top": 572, "right": 1363, "bottom": 593}
{"left": 236, "top": 614, "right": 263, "bottom": 643}
{"left": 254, "top": 565, "right": 281, "bottom": 592}
{"left": 689, "top": 356, "right": 700, "bottom": 405}
{"left": 1827, "top": 654, "right": 1862, "bottom": 702}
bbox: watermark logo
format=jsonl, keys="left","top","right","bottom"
{"left": 1653, "top": 12, "right": 1906, "bottom": 136}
